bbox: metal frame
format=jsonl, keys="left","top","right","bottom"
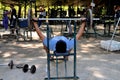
{"left": 38, "top": 18, "right": 99, "bottom": 21}
{"left": 42, "top": 18, "right": 80, "bottom": 80}
{"left": 17, "top": 18, "right": 32, "bottom": 41}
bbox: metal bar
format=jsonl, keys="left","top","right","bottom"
{"left": 50, "top": 53, "right": 75, "bottom": 56}
{"left": 73, "top": 21, "right": 77, "bottom": 78}
{"left": 39, "top": 18, "right": 99, "bottom": 21}
{"left": 65, "top": 59, "right": 67, "bottom": 77}
{"left": 0, "top": 64, "right": 7, "bottom": 66}
{"left": 46, "top": 22, "right": 50, "bottom": 80}
{"left": 18, "top": 18, "right": 100, "bottom": 21}
{"left": 30, "top": 30, "right": 32, "bottom": 40}
{"left": 39, "top": 18, "right": 85, "bottom": 21}
{"left": 45, "top": 76, "right": 79, "bottom": 80}
{"left": 56, "top": 57, "right": 58, "bottom": 78}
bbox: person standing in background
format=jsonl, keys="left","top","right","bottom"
{"left": 38, "top": 6, "right": 46, "bottom": 27}
{"left": 3, "top": 10, "right": 9, "bottom": 30}
{"left": 8, "top": 4, "right": 17, "bottom": 34}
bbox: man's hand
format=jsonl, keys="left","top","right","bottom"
{"left": 32, "top": 18, "right": 39, "bottom": 28}
{"left": 32, "top": 18, "right": 39, "bottom": 22}
{"left": 81, "top": 17, "right": 86, "bottom": 22}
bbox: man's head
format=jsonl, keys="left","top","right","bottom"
{"left": 55, "top": 40, "right": 66, "bottom": 53}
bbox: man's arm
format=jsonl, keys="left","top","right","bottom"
{"left": 32, "top": 18, "right": 50, "bottom": 53}
{"left": 76, "top": 20, "right": 86, "bottom": 40}
{"left": 32, "top": 18, "right": 86, "bottom": 41}
{"left": 32, "top": 18, "right": 45, "bottom": 41}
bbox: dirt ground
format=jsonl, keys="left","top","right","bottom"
{"left": 0, "top": 29, "right": 120, "bottom": 80}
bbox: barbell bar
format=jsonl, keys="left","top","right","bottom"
{"left": 25, "top": 8, "right": 100, "bottom": 28}
{"left": 0, "top": 60, "right": 14, "bottom": 69}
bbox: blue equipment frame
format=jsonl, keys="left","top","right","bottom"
{"left": 43, "top": 18, "right": 79, "bottom": 80}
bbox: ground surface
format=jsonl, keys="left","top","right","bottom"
{"left": 0, "top": 27, "right": 120, "bottom": 80}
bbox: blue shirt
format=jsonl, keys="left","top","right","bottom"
{"left": 43, "top": 36, "right": 75, "bottom": 51}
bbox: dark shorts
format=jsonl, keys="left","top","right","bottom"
{"left": 10, "top": 19, "right": 16, "bottom": 29}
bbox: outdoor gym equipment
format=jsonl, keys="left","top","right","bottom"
{"left": 17, "top": 0, "right": 36, "bottom": 41}
{"left": 18, "top": 5, "right": 100, "bottom": 79}
{"left": 0, "top": 60, "right": 36, "bottom": 74}
{"left": 26, "top": 8, "right": 99, "bottom": 29}
{"left": 18, "top": 3, "right": 100, "bottom": 41}
{"left": 44, "top": 19, "right": 79, "bottom": 80}
{"left": 16, "top": 64, "right": 36, "bottom": 74}
{"left": 29, "top": 14, "right": 99, "bottom": 80}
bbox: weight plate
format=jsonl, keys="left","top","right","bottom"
{"left": 8, "top": 60, "right": 14, "bottom": 69}
{"left": 86, "top": 8, "right": 93, "bottom": 27}
{"left": 30, "top": 65, "right": 36, "bottom": 74}
{"left": 23, "top": 64, "right": 29, "bottom": 73}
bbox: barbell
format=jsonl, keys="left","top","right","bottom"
{"left": 26, "top": 8, "right": 100, "bottom": 28}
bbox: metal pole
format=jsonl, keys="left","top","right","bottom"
{"left": 74, "top": 21, "right": 77, "bottom": 79}
{"left": 46, "top": 22, "right": 50, "bottom": 80}
{"left": 107, "top": 17, "right": 120, "bottom": 52}
{"left": 0, "top": 64, "right": 8, "bottom": 66}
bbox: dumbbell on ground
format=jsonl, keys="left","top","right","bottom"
{"left": 0, "top": 60, "right": 36, "bottom": 74}
{"left": 16, "top": 64, "right": 36, "bottom": 74}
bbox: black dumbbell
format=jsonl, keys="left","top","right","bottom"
{"left": 16, "top": 64, "right": 36, "bottom": 74}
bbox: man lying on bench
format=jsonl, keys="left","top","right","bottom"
{"left": 32, "top": 18, "right": 86, "bottom": 60}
